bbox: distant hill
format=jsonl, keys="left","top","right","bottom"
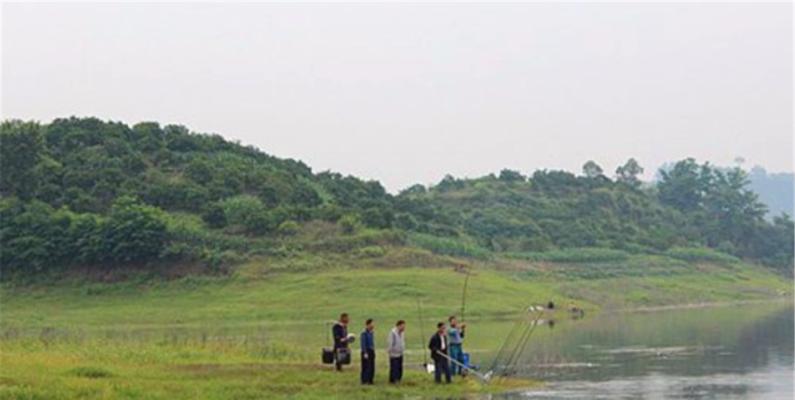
{"left": 748, "top": 166, "right": 794, "bottom": 218}
{"left": 1, "top": 118, "right": 792, "bottom": 278}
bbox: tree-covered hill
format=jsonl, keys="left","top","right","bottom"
{"left": 399, "top": 162, "right": 794, "bottom": 271}
{"left": 1, "top": 118, "right": 792, "bottom": 278}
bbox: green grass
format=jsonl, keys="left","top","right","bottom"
{"left": 0, "top": 333, "right": 535, "bottom": 399}
{"left": 0, "top": 257, "right": 791, "bottom": 399}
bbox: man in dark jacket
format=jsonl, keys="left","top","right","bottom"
{"left": 360, "top": 318, "right": 375, "bottom": 384}
{"left": 332, "top": 313, "right": 351, "bottom": 371}
{"left": 428, "top": 322, "right": 452, "bottom": 383}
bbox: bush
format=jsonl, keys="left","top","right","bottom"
{"left": 356, "top": 245, "right": 387, "bottom": 258}
{"left": 220, "top": 195, "right": 265, "bottom": 227}
{"left": 277, "top": 220, "right": 300, "bottom": 236}
{"left": 201, "top": 249, "right": 245, "bottom": 272}
{"left": 339, "top": 214, "right": 361, "bottom": 234}
{"left": 99, "top": 196, "right": 168, "bottom": 263}
{"left": 201, "top": 202, "right": 227, "bottom": 229}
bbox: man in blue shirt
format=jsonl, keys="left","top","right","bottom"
{"left": 360, "top": 318, "right": 375, "bottom": 384}
{"left": 448, "top": 315, "right": 466, "bottom": 375}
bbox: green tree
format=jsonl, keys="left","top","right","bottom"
{"left": 339, "top": 214, "right": 361, "bottom": 234}
{"left": 0, "top": 199, "right": 52, "bottom": 272}
{"left": 202, "top": 202, "right": 228, "bottom": 229}
{"left": 658, "top": 158, "right": 706, "bottom": 212}
{"left": 615, "top": 158, "right": 644, "bottom": 187}
{"left": 100, "top": 197, "right": 167, "bottom": 263}
{"left": 498, "top": 169, "right": 526, "bottom": 182}
{"left": 400, "top": 184, "right": 426, "bottom": 196}
{"left": 582, "top": 160, "right": 604, "bottom": 179}
{"left": 220, "top": 195, "right": 266, "bottom": 227}
{"left": 0, "top": 121, "right": 43, "bottom": 200}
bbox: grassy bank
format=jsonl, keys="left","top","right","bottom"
{"left": 0, "top": 334, "right": 536, "bottom": 399}
{"left": 0, "top": 256, "right": 791, "bottom": 399}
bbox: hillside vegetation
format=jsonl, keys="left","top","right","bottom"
{"left": 1, "top": 117, "right": 792, "bottom": 279}
{"left": 1, "top": 117, "right": 793, "bottom": 400}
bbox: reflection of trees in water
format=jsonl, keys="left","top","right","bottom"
{"left": 515, "top": 304, "right": 794, "bottom": 381}
{"left": 735, "top": 307, "right": 794, "bottom": 370}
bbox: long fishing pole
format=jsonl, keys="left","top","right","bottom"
{"left": 489, "top": 305, "right": 533, "bottom": 373}
{"left": 502, "top": 310, "right": 545, "bottom": 376}
{"left": 416, "top": 299, "right": 429, "bottom": 369}
{"left": 506, "top": 320, "right": 541, "bottom": 375}
{"left": 434, "top": 350, "right": 490, "bottom": 382}
{"left": 503, "top": 312, "right": 541, "bottom": 374}
{"left": 460, "top": 269, "right": 470, "bottom": 322}
{"left": 509, "top": 311, "right": 546, "bottom": 374}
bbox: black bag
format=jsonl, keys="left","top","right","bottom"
{"left": 336, "top": 348, "right": 351, "bottom": 365}
{"left": 322, "top": 347, "right": 335, "bottom": 364}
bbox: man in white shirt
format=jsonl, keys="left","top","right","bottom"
{"left": 386, "top": 320, "right": 406, "bottom": 383}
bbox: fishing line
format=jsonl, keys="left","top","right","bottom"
{"left": 506, "top": 312, "right": 545, "bottom": 372}
{"left": 416, "top": 299, "right": 429, "bottom": 369}
{"left": 505, "top": 318, "right": 542, "bottom": 375}
{"left": 502, "top": 321, "right": 534, "bottom": 375}
{"left": 488, "top": 307, "right": 531, "bottom": 373}
{"left": 501, "top": 310, "right": 545, "bottom": 376}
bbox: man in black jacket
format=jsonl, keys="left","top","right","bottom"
{"left": 332, "top": 313, "right": 351, "bottom": 371}
{"left": 428, "top": 322, "right": 452, "bottom": 383}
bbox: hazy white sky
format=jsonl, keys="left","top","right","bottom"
{"left": 2, "top": 2, "right": 792, "bottom": 191}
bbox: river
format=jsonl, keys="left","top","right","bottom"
{"left": 494, "top": 302, "right": 794, "bottom": 399}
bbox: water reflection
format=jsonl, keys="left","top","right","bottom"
{"left": 497, "top": 303, "right": 794, "bottom": 399}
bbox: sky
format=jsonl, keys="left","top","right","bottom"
{"left": 2, "top": 2, "right": 792, "bottom": 192}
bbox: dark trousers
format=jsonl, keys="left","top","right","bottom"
{"left": 335, "top": 347, "right": 349, "bottom": 371}
{"left": 389, "top": 356, "right": 403, "bottom": 383}
{"left": 360, "top": 350, "right": 375, "bottom": 384}
{"left": 434, "top": 357, "right": 451, "bottom": 383}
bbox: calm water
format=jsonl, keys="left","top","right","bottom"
{"left": 494, "top": 302, "right": 794, "bottom": 400}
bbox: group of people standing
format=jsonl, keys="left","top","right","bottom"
{"left": 331, "top": 313, "right": 468, "bottom": 385}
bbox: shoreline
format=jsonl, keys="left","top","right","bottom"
{"left": 614, "top": 296, "right": 793, "bottom": 314}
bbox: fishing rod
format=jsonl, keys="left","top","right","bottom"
{"left": 460, "top": 268, "right": 471, "bottom": 323}
{"left": 502, "top": 313, "right": 540, "bottom": 375}
{"left": 416, "top": 299, "right": 430, "bottom": 372}
{"left": 434, "top": 350, "right": 490, "bottom": 383}
{"left": 488, "top": 304, "right": 534, "bottom": 373}
{"left": 500, "top": 309, "right": 546, "bottom": 376}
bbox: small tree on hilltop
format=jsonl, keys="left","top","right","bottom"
{"left": 582, "top": 160, "right": 604, "bottom": 179}
{"left": 615, "top": 158, "right": 644, "bottom": 188}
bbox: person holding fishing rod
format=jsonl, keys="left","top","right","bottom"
{"left": 428, "top": 322, "right": 452, "bottom": 383}
{"left": 447, "top": 315, "right": 466, "bottom": 376}
{"left": 449, "top": 267, "right": 470, "bottom": 376}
